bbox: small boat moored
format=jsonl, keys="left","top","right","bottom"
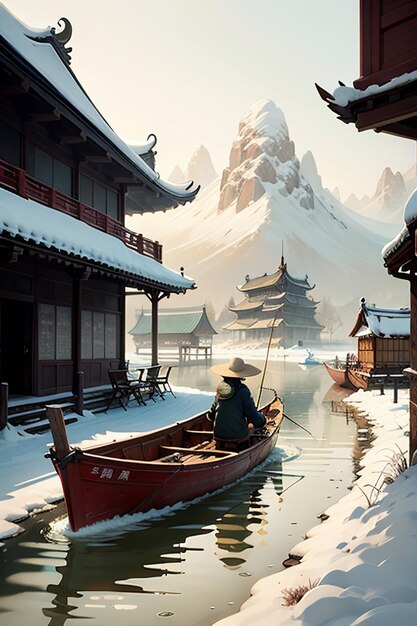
{"left": 323, "top": 361, "right": 356, "bottom": 390}
{"left": 45, "top": 397, "right": 284, "bottom": 532}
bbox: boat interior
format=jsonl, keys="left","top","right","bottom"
{"left": 80, "top": 400, "right": 283, "bottom": 465}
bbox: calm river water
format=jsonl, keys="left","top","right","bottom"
{"left": 0, "top": 360, "right": 362, "bottom": 626}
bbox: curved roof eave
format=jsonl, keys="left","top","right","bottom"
{"left": 0, "top": 6, "right": 200, "bottom": 206}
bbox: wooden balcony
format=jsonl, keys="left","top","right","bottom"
{"left": 0, "top": 158, "right": 162, "bottom": 262}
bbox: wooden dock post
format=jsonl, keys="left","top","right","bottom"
{"left": 0, "top": 382, "right": 8, "bottom": 431}
{"left": 75, "top": 371, "right": 84, "bottom": 416}
{"left": 46, "top": 404, "right": 71, "bottom": 459}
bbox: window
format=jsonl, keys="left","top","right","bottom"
{"left": 82, "top": 311, "right": 118, "bottom": 359}
{"left": 79, "top": 174, "right": 119, "bottom": 219}
{"left": 0, "top": 122, "right": 20, "bottom": 166}
{"left": 39, "top": 304, "right": 72, "bottom": 360}
{"left": 27, "top": 145, "right": 72, "bottom": 195}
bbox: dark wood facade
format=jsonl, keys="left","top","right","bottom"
{"left": 317, "top": 1, "right": 417, "bottom": 141}
{"left": 0, "top": 8, "right": 198, "bottom": 401}
{"left": 319, "top": 1, "right": 417, "bottom": 458}
{"left": 357, "top": 0, "right": 417, "bottom": 90}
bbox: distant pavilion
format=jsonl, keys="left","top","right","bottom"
{"left": 224, "top": 256, "right": 323, "bottom": 346}
{"left": 129, "top": 305, "right": 217, "bottom": 362}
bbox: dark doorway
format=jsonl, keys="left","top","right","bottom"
{"left": 0, "top": 300, "right": 33, "bottom": 395}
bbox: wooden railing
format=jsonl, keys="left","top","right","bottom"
{"left": 0, "top": 158, "right": 162, "bottom": 262}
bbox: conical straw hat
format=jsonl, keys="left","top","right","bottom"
{"left": 210, "top": 357, "right": 261, "bottom": 378}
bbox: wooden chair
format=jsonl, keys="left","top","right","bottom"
{"left": 106, "top": 369, "right": 147, "bottom": 411}
{"left": 145, "top": 365, "right": 165, "bottom": 401}
{"left": 154, "top": 366, "right": 175, "bottom": 398}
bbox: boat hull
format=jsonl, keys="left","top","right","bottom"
{"left": 51, "top": 399, "right": 283, "bottom": 531}
{"left": 323, "top": 362, "right": 355, "bottom": 389}
{"left": 346, "top": 369, "right": 368, "bottom": 390}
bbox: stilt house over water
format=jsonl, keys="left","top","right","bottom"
{"left": 317, "top": 0, "right": 417, "bottom": 459}
{"left": 129, "top": 305, "right": 217, "bottom": 352}
{"left": 0, "top": 6, "right": 198, "bottom": 406}
{"left": 349, "top": 299, "right": 410, "bottom": 375}
{"left": 224, "top": 255, "right": 323, "bottom": 346}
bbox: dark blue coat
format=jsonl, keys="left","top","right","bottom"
{"left": 213, "top": 378, "right": 266, "bottom": 440}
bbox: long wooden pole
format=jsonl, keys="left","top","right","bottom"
{"left": 256, "top": 314, "right": 278, "bottom": 407}
{"left": 46, "top": 404, "right": 71, "bottom": 459}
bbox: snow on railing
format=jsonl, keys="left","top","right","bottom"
{"left": 0, "top": 158, "right": 162, "bottom": 262}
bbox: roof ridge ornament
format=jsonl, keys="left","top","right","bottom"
{"left": 29, "top": 17, "right": 73, "bottom": 65}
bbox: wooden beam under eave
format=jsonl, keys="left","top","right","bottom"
{"left": 113, "top": 176, "right": 140, "bottom": 183}
{"left": 80, "top": 152, "right": 112, "bottom": 163}
{"left": 355, "top": 91, "right": 417, "bottom": 131}
{"left": 27, "top": 109, "right": 61, "bottom": 123}
{"left": 2, "top": 78, "right": 30, "bottom": 95}
{"left": 59, "top": 131, "right": 87, "bottom": 144}
{"left": 374, "top": 122, "right": 417, "bottom": 141}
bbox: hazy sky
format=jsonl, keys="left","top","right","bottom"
{"left": 5, "top": 0, "right": 416, "bottom": 200}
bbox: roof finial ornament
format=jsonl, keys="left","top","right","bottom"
{"left": 52, "top": 18, "right": 72, "bottom": 45}
{"left": 280, "top": 240, "right": 285, "bottom": 268}
{"left": 30, "top": 17, "right": 73, "bottom": 65}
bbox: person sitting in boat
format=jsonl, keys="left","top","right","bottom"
{"left": 209, "top": 357, "right": 266, "bottom": 448}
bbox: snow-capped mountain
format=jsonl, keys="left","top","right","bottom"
{"left": 168, "top": 145, "right": 217, "bottom": 189}
{"left": 345, "top": 167, "right": 408, "bottom": 224}
{"left": 128, "top": 100, "right": 406, "bottom": 324}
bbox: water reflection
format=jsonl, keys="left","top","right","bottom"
{"left": 35, "top": 455, "right": 285, "bottom": 625}
{"left": 1, "top": 361, "right": 364, "bottom": 626}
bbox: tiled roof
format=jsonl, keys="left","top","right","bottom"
{"left": 129, "top": 306, "right": 216, "bottom": 335}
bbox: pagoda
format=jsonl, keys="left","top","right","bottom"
{"left": 224, "top": 255, "right": 323, "bottom": 346}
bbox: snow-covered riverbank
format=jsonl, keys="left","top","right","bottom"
{"left": 0, "top": 387, "right": 212, "bottom": 541}
{"left": 214, "top": 388, "right": 413, "bottom": 626}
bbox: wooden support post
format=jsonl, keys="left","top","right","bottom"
{"left": 72, "top": 277, "right": 82, "bottom": 396}
{"left": 75, "top": 371, "right": 84, "bottom": 416}
{"left": 151, "top": 290, "right": 158, "bottom": 366}
{"left": 0, "top": 383, "right": 8, "bottom": 431}
{"left": 380, "top": 383, "right": 385, "bottom": 395}
{"left": 46, "top": 405, "right": 71, "bottom": 459}
{"left": 410, "top": 278, "right": 417, "bottom": 462}
{"left": 393, "top": 379, "right": 398, "bottom": 404}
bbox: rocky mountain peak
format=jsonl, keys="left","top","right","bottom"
{"left": 169, "top": 146, "right": 217, "bottom": 189}
{"left": 168, "top": 164, "right": 185, "bottom": 184}
{"left": 375, "top": 167, "right": 406, "bottom": 200}
{"left": 218, "top": 99, "right": 314, "bottom": 213}
{"left": 185, "top": 145, "right": 218, "bottom": 189}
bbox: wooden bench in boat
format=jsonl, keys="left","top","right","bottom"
{"left": 159, "top": 445, "right": 237, "bottom": 457}
{"left": 184, "top": 430, "right": 213, "bottom": 435}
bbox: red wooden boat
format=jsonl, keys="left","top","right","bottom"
{"left": 46, "top": 397, "right": 284, "bottom": 532}
{"left": 346, "top": 369, "right": 368, "bottom": 390}
{"left": 323, "top": 362, "right": 355, "bottom": 389}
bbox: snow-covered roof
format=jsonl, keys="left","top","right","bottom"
{"left": 330, "top": 69, "right": 417, "bottom": 108}
{"left": 228, "top": 300, "right": 264, "bottom": 312}
{"left": 238, "top": 262, "right": 313, "bottom": 293}
{"left": 350, "top": 300, "right": 410, "bottom": 338}
{"left": 0, "top": 4, "right": 199, "bottom": 206}
{"left": 0, "top": 187, "right": 194, "bottom": 292}
{"left": 382, "top": 225, "right": 410, "bottom": 261}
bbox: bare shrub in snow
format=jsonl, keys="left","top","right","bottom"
{"left": 281, "top": 578, "right": 319, "bottom": 606}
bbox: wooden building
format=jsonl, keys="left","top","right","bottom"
{"left": 129, "top": 305, "right": 217, "bottom": 359}
{"left": 349, "top": 298, "right": 410, "bottom": 376}
{"left": 317, "top": 0, "right": 417, "bottom": 458}
{"left": 0, "top": 7, "right": 198, "bottom": 401}
{"left": 223, "top": 256, "right": 323, "bottom": 346}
